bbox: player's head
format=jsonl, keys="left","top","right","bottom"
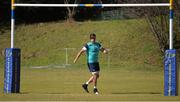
{"left": 90, "top": 33, "right": 96, "bottom": 42}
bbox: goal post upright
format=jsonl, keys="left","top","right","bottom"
{"left": 4, "top": 0, "right": 21, "bottom": 93}
{"left": 164, "top": 0, "right": 177, "bottom": 96}
{"left": 11, "top": 0, "right": 15, "bottom": 48}
{"left": 169, "top": 0, "right": 174, "bottom": 50}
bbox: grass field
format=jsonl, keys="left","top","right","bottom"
{"left": 0, "top": 19, "right": 180, "bottom": 101}
{"left": 0, "top": 67, "right": 180, "bottom": 101}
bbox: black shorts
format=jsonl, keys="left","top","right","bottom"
{"left": 87, "top": 62, "right": 100, "bottom": 72}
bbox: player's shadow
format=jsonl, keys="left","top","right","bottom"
{"left": 112, "top": 92, "right": 161, "bottom": 95}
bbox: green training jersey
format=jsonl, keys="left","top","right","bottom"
{"left": 83, "top": 41, "right": 102, "bottom": 63}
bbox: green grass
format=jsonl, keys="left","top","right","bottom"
{"left": 0, "top": 19, "right": 179, "bottom": 101}
{"left": 0, "top": 68, "right": 180, "bottom": 101}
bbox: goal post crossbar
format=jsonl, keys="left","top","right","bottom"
{"left": 13, "top": 3, "right": 170, "bottom": 7}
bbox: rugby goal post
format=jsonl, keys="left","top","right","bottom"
{"left": 4, "top": 0, "right": 177, "bottom": 96}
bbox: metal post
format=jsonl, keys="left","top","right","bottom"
{"left": 169, "top": 0, "right": 173, "bottom": 95}
{"left": 11, "top": 0, "right": 15, "bottom": 48}
{"left": 64, "top": 48, "right": 76, "bottom": 65}
{"left": 65, "top": 48, "right": 68, "bottom": 65}
{"left": 14, "top": 3, "right": 170, "bottom": 7}
{"left": 164, "top": 0, "right": 177, "bottom": 96}
{"left": 167, "top": 0, "right": 173, "bottom": 96}
{"left": 168, "top": 0, "right": 173, "bottom": 96}
{"left": 169, "top": 0, "right": 173, "bottom": 49}
{"left": 107, "top": 52, "right": 110, "bottom": 68}
{"left": 107, "top": 48, "right": 111, "bottom": 68}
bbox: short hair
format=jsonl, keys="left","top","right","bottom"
{"left": 90, "top": 33, "right": 96, "bottom": 38}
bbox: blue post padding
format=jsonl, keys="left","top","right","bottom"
{"left": 4, "top": 48, "right": 21, "bottom": 93}
{"left": 164, "top": 49, "right": 177, "bottom": 96}
{"left": 78, "top": 4, "right": 102, "bottom": 7}
{"left": 78, "top": 4, "right": 85, "bottom": 7}
{"left": 11, "top": 10, "right": 14, "bottom": 19}
{"left": 94, "top": 4, "right": 102, "bottom": 7}
{"left": 170, "top": 10, "right": 173, "bottom": 19}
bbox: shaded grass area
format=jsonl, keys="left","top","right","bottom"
{"left": 0, "top": 67, "right": 180, "bottom": 101}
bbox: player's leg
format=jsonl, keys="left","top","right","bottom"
{"left": 82, "top": 63, "right": 94, "bottom": 93}
{"left": 86, "top": 76, "right": 94, "bottom": 84}
{"left": 92, "top": 72, "right": 99, "bottom": 94}
{"left": 82, "top": 75, "right": 93, "bottom": 93}
{"left": 92, "top": 72, "right": 99, "bottom": 87}
{"left": 82, "top": 63, "right": 100, "bottom": 94}
{"left": 92, "top": 62, "right": 100, "bottom": 94}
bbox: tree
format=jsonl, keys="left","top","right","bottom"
{"left": 64, "top": 0, "right": 103, "bottom": 21}
{"left": 145, "top": 0, "right": 180, "bottom": 52}
{"left": 64, "top": 0, "right": 79, "bottom": 22}
{"left": 119, "top": 0, "right": 179, "bottom": 52}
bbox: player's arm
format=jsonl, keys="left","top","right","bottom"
{"left": 73, "top": 47, "right": 86, "bottom": 63}
{"left": 100, "top": 47, "right": 109, "bottom": 54}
